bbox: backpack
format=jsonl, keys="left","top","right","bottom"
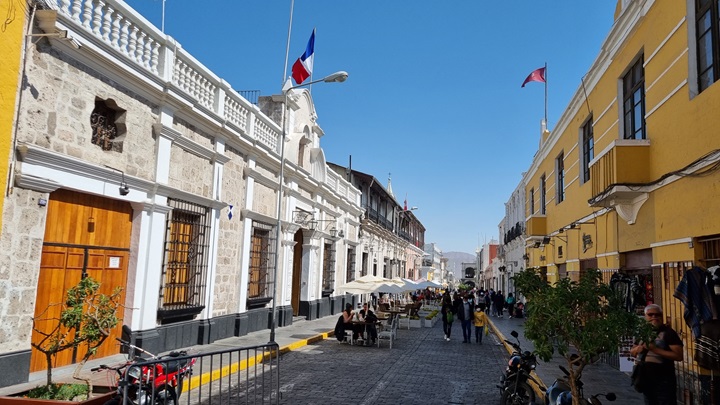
{"left": 446, "top": 311, "right": 454, "bottom": 323}
{"left": 506, "top": 296, "right": 516, "bottom": 305}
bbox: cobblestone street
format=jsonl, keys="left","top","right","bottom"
{"left": 274, "top": 322, "right": 508, "bottom": 404}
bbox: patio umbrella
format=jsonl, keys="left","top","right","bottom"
{"left": 373, "top": 283, "right": 404, "bottom": 294}
{"left": 414, "top": 279, "right": 441, "bottom": 289}
{"left": 338, "top": 274, "right": 396, "bottom": 294}
{"left": 393, "top": 277, "right": 419, "bottom": 292}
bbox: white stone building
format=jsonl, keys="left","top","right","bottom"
{"left": 0, "top": 0, "right": 360, "bottom": 387}
{"left": 497, "top": 181, "right": 526, "bottom": 295}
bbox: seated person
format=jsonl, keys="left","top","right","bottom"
{"left": 341, "top": 303, "right": 362, "bottom": 341}
{"left": 358, "top": 302, "right": 378, "bottom": 343}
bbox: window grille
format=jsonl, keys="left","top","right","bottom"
{"left": 361, "top": 252, "right": 368, "bottom": 277}
{"left": 346, "top": 247, "right": 356, "bottom": 282}
{"left": 322, "top": 242, "right": 336, "bottom": 295}
{"left": 248, "top": 222, "right": 276, "bottom": 302}
{"left": 159, "top": 199, "right": 211, "bottom": 320}
{"left": 90, "top": 100, "right": 124, "bottom": 152}
{"left": 700, "top": 235, "right": 720, "bottom": 266}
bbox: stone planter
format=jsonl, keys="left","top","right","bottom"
{"left": 408, "top": 319, "right": 422, "bottom": 328}
{"left": 423, "top": 317, "right": 434, "bottom": 327}
{"left": 1, "top": 386, "right": 115, "bottom": 405}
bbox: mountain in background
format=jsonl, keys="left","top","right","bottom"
{"left": 443, "top": 251, "right": 476, "bottom": 278}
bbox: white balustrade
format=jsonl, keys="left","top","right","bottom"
{"left": 223, "top": 96, "right": 249, "bottom": 130}
{"left": 47, "top": 0, "right": 290, "bottom": 174}
{"left": 253, "top": 118, "right": 278, "bottom": 151}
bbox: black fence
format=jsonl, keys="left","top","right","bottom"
{"left": 113, "top": 343, "right": 280, "bottom": 404}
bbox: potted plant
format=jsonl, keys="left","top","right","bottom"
{"left": 7, "top": 277, "right": 122, "bottom": 403}
{"left": 424, "top": 310, "right": 439, "bottom": 327}
{"left": 512, "top": 268, "right": 651, "bottom": 405}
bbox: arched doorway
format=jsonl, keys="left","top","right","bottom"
{"left": 291, "top": 229, "right": 304, "bottom": 316}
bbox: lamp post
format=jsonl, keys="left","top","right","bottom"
{"left": 269, "top": 71, "right": 348, "bottom": 344}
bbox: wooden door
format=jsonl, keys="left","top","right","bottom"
{"left": 30, "top": 189, "right": 131, "bottom": 372}
{"left": 291, "top": 230, "right": 303, "bottom": 316}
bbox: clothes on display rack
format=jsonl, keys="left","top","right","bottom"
{"left": 673, "top": 266, "right": 720, "bottom": 371}
{"left": 610, "top": 272, "right": 647, "bottom": 312}
{"left": 673, "top": 266, "right": 719, "bottom": 339}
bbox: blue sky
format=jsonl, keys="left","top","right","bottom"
{"left": 124, "top": 0, "right": 618, "bottom": 255}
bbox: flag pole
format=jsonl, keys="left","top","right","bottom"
{"left": 544, "top": 62, "right": 548, "bottom": 127}
{"left": 282, "top": 0, "right": 295, "bottom": 85}
{"left": 161, "top": 0, "right": 166, "bottom": 33}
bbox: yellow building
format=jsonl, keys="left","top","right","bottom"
{"left": 522, "top": 1, "right": 720, "bottom": 401}
{"left": 0, "top": 0, "right": 27, "bottom": 224}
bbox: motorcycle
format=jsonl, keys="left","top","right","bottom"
{"left": 545, "top": 364, "right": 617, "bottom": 405}
{"left": 498, "top": 330, "right": 544, "bottom": 405}
{"left": 93, "top": 333, "right": 196, "bottom": 405}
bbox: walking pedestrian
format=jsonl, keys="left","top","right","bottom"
{"left": 456, "top": 294, "right": 473, "bottom": 343}
{"left": 484, "top": 292, "right": 492, "bottom": 315}
{"left": 494, "top": 290, "right": 505, "bottom": 318}
{"left": 506, "top": 293, "right": 516, "bottom": 319}
{"left": 441, "top": 293, "right": 454, "bottom": 341}
{"left": 629, "top": 304, "right": 683, "bottom": 405}
{"left": 473, "top": 304, "right": 489, "bottom": 344}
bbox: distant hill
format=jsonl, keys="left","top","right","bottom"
{"left": 444, "top": 251, "right": 476, "bottom": 278}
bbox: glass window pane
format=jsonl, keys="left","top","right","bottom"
{"left": 699, "top": 32, "right": 713, "bottom": 71}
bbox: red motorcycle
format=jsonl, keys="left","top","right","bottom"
{"left": 94, "top": 336, "right": 196, "bottom": 405}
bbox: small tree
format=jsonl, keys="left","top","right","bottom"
{"left": 512, "top": 268, "right": 649, "bottom": 405}
{"left": 31, "top": 276, "right": 122, "bottom": 398}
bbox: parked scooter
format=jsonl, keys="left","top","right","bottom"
{"left": 498, "top": 330, "right": 544, "bottom": 405}
{"left": 93, "top": 330, "right": 196, "bottom": 405}
{"left": 545, "top": 364, "right": 617, "bottom": 405}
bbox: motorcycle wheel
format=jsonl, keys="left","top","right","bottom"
{"left": 501, "top": 382, "right": 535, "bottom": 405}
{"left": 155, "top": 386, "right": 178, "bottom": 405}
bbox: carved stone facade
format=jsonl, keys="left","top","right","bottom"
{"left": 0, "top": 1, "right": 361, "bottom": 388}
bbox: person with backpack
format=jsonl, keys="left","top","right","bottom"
{"left": 506, "top": 293, "right": 516, "bottom": 319}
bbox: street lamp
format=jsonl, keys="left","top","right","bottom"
{"left": 269, "top": 71, "right": 348, "bottom": 344}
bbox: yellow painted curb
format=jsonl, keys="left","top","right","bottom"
{"left": 186, "top": 329, "right": 334, "bottom": 391}
{"left": 488, "top": 320, "right": 546, "bottom": 401}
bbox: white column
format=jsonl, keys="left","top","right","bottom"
{"left": 237, "top": 157, "right": 257, "bottom": 312}
{"left": 202, "top": 139, "right": 226, "bottom": 318}
{"left": 130, "top": 200, "right": 172, "bottom": 331}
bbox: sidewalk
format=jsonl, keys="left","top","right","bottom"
{"left": 488, "top": 313, "right": 644, "bottom": 404}
{"left": 0, "top": 315, "right": 340, "bottom": 397}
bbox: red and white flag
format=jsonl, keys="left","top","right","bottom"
{"left": 521, "top": 67, "right": 546, "bottom": 87}
{"left": 291, "top": 29, "right": 315, "bottom": 85}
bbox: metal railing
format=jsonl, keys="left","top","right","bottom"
{"left": 115, "top": 343, "right": 280, "bottom": 404}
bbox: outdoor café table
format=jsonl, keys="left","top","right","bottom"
{"left": 351, "top": 320, "right": 381, "bottom": 346}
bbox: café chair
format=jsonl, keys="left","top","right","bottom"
{"left": 344, "top": 329, "right": 356, "bottom": 345}
{"left": 377, "top": 316, "right": 398, "bottom": 349}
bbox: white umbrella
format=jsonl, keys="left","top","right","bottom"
{"left": 373, "top": 283, "right": 404, "bottom": 294}
{"left": 393, "top": 277, "right": 419, "bottom": 292}
{"left": 415, "top": 279, "right": 441, "bottom": 289}
{"left": 338, "top": 274, "right": 396, "bottom": 294}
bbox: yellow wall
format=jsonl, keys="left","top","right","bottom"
{"left": 0, "top": 1, "right": 27, "bottom": 226}
{"left": 524, "top": 1, "right": 720, "bottom": 273}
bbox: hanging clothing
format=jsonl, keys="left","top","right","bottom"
{"left": 695, "top": 319, "right": 720, "bottom": 371}
{"left": 610, "top": 272, "right": 645, "bottom": 311}
{"left": 673, "top": 266, "right": 719, "bottom": 339}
